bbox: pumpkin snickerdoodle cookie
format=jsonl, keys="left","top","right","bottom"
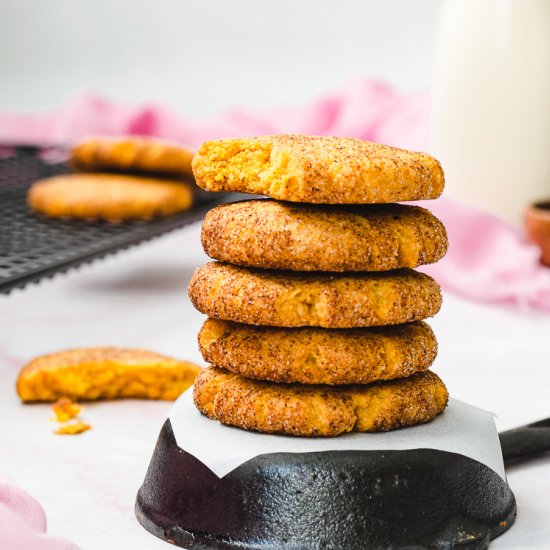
{"left": 28, "top": 173, "right": 193, "bottom": 221}
{"left": 198, "top": 318, "right": 437, "bottom": 385}
{"left": 201, "top": 200, "right": 448, "bottom": 272}
{"left": 192, "top": 135, "right": 444, "bottom": 204}
{"left": 193, "top": 366, "right": 449, "bottom": 437}
{"left": 71, "top": 136, "right": 194, "bottom": 179}
{"left": 16, "top": 347, "right": 202, "bottom": 402}
{"left": 188, "top": 262, "right": 442, "bottom": 328}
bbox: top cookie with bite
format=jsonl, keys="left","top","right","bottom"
{"left": 192, "top": 135, "right": 444, "bottom": 204}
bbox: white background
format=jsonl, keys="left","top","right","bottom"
{"left": 0, "top": 0, "right": 439, "bottom": 114}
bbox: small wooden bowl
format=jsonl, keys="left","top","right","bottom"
{"left": 525, "top": 201, "right": 550, "bottom": 267}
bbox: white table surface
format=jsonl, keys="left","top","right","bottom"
{"left": 1, "top": 222, "right": 549, "bottom": 549}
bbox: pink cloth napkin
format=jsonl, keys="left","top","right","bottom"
{"left": 0, "top": 79, "right": 428, "bottom": 151}
{"left": 420, "top": 199, "right": 550, "bottom": 310}
{"left": 1, "top": 77, "right": 549, "bottom": 312}
{"left": 0, "top": 476, "right": 77, "bottom": 549}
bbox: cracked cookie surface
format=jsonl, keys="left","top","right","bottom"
{"left": 192, "top": 135, "right": 444, "bottom": 204}
{"left": 188, "top": 262, "right": 442, "bottom": 328}
{"left": 198, "top": 318, "right": 437, "bottom": 385}
{"left": 202, "top": 199, "right": 448, "bottom": 272}
{"left": 194, "top": 366, "right": 448, "bottom": 436}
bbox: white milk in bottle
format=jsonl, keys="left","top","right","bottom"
{"left": 430, "top": 0, "right": 550, "bottom": 225}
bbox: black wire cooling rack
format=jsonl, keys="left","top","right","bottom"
{"left": 0, "top": 146, "right": 233, "bottom": 294}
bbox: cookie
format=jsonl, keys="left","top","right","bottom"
{"left": 194, "top": 366, "right": 448, "bottom": 436}
{"left": 16, "top": 347, "right": 202, "bottom": 402}
{"left": 198, "top": 319, "right": 437, "bottom": 385}
{"left": 192, "top": 135, "right": 444, "bottom": 204}
{"left": 71, "top": 136, "right": 194, "bottom": 179}
{"left": 188, "top": 262, "right": 441, "bottom": 328}
{"left": 201, "top": 200, "right": 448, "bottom": 272}
{"left": 28, "top": 173, "right": 193, "bottom": 220}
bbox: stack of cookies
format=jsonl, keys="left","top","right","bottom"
{"left": 28, "top": 136, "right": 195, "bottom": 221}
{"left": 188, "top": 135, "right": 449, "bottom": 437}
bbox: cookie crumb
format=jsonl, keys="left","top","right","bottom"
{"left": 51, "top": 397, "right": 81, "bottom": 422}
{"left": 54, "top": 421, "right": 92, "bottom": 436}
{"left": 50, "top": 397, "right": 91, "bottom": 435}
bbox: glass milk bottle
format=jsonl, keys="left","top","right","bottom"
{"left": 430, "top": 0, "right": 550, "bottom": 225}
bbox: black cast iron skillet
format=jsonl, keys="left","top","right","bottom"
{"left": 499, "top": 417, "right": 550, "bottom": 464}
{"left": 136, "top": 417, "right": 550, "bottom": 550}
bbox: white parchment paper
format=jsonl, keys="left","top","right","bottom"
{"left": 169, "top": 389, "right": 505, "bottom": 480}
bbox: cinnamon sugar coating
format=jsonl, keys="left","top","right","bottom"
{"left": 188, "top": 262, "right": 442, "bottom": 328}
{"left": 192, "top": 135, "right": 444, "bottom": 204}
{"left": 199, "top": 318, "right": 437, "bottom": 385}
{"left": 17, "top": 347, "right": 202, "bottom": 402}
{"left": 28, "top": 173, "right": 193, "bottom": 221}
{"left": 194, "top": 366, "right": 448, "bottom": 436}
{"left": 71, "top": 136, "right": 194, "bottom": 179}
{"left": 202, "top": 199, "right": 448, "bottom": 272}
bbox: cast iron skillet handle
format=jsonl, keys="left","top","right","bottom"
{"left": 499, "top": 417, "right": 550, "bottom": 463}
